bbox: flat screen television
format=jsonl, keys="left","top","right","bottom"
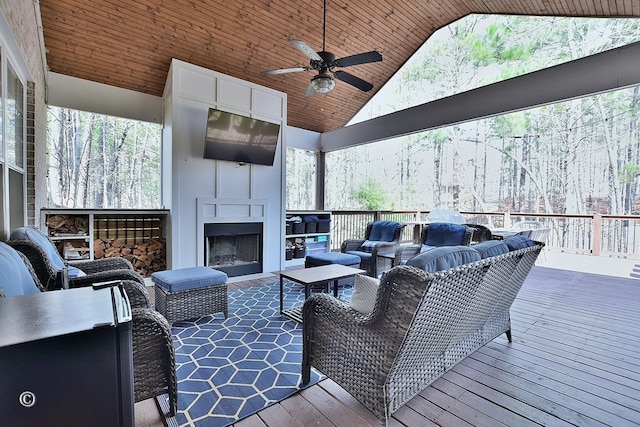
{"left": 203, "top": 108, "right": 281, "bottom": 166}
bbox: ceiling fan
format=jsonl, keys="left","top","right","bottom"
{"left": 259, "top": 0, "right": 382, "bottom": 97}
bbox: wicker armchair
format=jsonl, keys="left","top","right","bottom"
{"left": 0, "top": 241, "right": 176, "bottom": 416}
{"left": 393, "top": 222, "right": 473, "bottom": 266}
{"left": 341, "top": 221, "right": 406, "bottom": 277}
{"left": 302, "top": 242, "right": 543, "bottom": 425}
{"left": 8, "top": 226, "right": 146, "bottom": 293}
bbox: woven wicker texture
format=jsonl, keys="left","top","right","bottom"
{"left": 303, "top": 243, "right": 543, "bottom": 425}
{"left": 155, "top": 282, "right": 228, "bottom": 324}
{"left": 132, "top": 307, "right": 177, "bottom": 416}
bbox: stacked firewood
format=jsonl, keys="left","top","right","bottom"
{"left": 46, "top": 214, "right": 89, "bottom": 235}
{"left": 94, "top": 237, "right": 167, "bottom": 277}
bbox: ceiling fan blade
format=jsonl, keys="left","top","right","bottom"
{"left": 333, "top": 71, "right": 374, "bottom": 92}
{"left": 260, "top": 67, "right": 309, "bottom": 76}
{"left": 304, "top": 81, "right": 316, "bottom": 97}
{"left": 290, "top": 40, "right": 323, "bottom": 62}
{"left": 334, "top": 51, "right": 382, "bottom": 68}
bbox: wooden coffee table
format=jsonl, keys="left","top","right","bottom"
{"left": 279, "top": 264, "right": 366, "bottom": 322}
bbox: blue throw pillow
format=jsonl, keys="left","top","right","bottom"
{"left": 471, "top": 240, "right": 509, "bottom": 259}
{"left": 504, "top": 235, "right": 536, "bottom": 250}
{"left": 358, "top": 240, "right": 379, "bottom": 253}
{"left": 424, "top": 223, "right": 469, "bottom": 246}
{"left": 406, "top": 246, "right": 480, "bottom": 273}
{"left": 368, "top": 221, "right": 399, "bottom": 242}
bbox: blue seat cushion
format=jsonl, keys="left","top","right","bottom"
{"left": 368, "top": 221, "right": 399, "bottom": 242}
{"left": 471, "top": 240, "right": 509, "bottom": 259}
{"left": 0, "top": 242, "right": 42, "bottom": 296}
{"left": 504, "top": 235, "right": 536, "bottom": 251}
{"left": 306, "top": 252, "right": 361, "bottom": 266}
{"left": 346, "top": 250, "right": 373, "bottom": 263}
{"left": 406, "top": 246, "right": 481, "bottom": 273}
{"left": 151, "top": 266, "right": 228, "bottom": 292}
{"left": 424, "top": 223, "right": 469, "bottom": 246}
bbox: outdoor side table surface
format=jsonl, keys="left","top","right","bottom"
{"left": 279, "top": 264, "right": 365, "bottom": 322}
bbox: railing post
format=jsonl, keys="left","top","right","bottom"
{"left": 504, "top": 211, "right": 512, "bottom": 228}
{"left": 592, "top": 213, "right": 602, "bottom": 256}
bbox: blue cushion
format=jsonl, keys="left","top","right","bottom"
{"left": 504, "top": 235, "right": 536, "bottom": 251}
{"left": 151, "top": 266, "right": 228, "bottom": 292}
{"left": 406, "top": 246, "right": 480, "bottom": 273}
{"left": 10, "top": 226, "right": 67, "bottom": 271}
{"left": 368, "top": 221, "right": 399, "bottom": 242}
{"left": 471, "top": 241, "right": 509, "bottom": 259}
{"left": 0, "top": 242, "right": 41, "bottom": 296}
{"left": 306, "top": 252, "right": 361, "bottom": 266}
{"left": 424, "top": 223, "right": 469, "bottom": 246}
{"left": 346, "top": 250, "right": 373, "bottom": 263}
{"left": 301, "top": 215, "right": 318, "bottom": 222}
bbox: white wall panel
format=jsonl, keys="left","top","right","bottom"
{"left": 252, "top": 89, "right": 283, "bottom": 118}
{"left": 177, "top": 67, "right": 216, "bottom": 103}
{"left": 217, "top": 78, "right": 251, "bottom": 110}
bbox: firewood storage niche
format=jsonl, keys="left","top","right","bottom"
{"left": 42, "top": 209, "right": 169, "bottom": 277}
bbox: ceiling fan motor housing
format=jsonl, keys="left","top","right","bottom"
{"left": 313, "top": 51, "right": 337, "bottom": 69}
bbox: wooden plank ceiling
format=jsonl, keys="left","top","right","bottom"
{"left": 39, "top": 0, "right": 639, "bottom": 133}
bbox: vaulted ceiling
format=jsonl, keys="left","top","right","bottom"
{"left": 39, "top": 1, "right": 639, "bottom": 133}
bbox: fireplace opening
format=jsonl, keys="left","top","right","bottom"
{"left": 204, "top": 222, "right": 263, "bottom": 277}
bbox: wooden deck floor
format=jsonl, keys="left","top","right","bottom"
{"left": 136, "top": 266, "right": 640, "bottom": 427}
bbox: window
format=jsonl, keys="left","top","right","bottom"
{"left": 0, "top": 43, "right": 26, "bottom": 239}
{"left": 286, "top": 147, "right": 317, "bottom": 210}
{"left": 46, "top": 107, "right": 161, "bottom": 209}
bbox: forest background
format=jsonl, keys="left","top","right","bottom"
{"left": 289, "top": 14, "right": 640, "bottom": 216}
{"left": 47, "top": 15, "right": 640, "bottom": 218}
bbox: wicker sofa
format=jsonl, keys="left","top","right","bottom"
{"left": 302, "top": 239, "right": 543, "bottom": 425}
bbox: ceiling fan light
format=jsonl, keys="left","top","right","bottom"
{"left": 311, "top": 75, "right": 336, "bottom": 94}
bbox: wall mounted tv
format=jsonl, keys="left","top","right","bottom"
{"left": 203, "top": 108, "right": 281, "bottom": 166}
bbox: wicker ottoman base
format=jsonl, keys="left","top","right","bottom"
{"left": 152, "top": 267, "right": 228, "bottom": 324}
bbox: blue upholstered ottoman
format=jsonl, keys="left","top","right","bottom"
{"left": 305, "top": 252, "right": 361, "bottom": 268}
{"left": 151, "top": 266, "right": 228, "bottom": 323}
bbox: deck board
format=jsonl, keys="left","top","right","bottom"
{"left": 136, "top": 265, "right": 640, "bottom": 426}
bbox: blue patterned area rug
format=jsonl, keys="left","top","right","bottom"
{"left": 158, "top": 281, "right": 352, "bottom": 427}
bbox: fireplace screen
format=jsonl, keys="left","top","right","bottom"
{"left": 204, "top": 222, "right": 263, "bottom": 277}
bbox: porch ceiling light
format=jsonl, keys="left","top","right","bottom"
{"left": 311, "top": 73, "right": 336, "bottom": 94}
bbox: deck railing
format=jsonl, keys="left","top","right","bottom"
{"left": 328, "top": 210, "right": 640, "bottom": 259}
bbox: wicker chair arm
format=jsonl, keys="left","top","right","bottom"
{"left": 341, "top": 238, "right": 366, "bottom": 252}
{"left": 393, "top": 244, "right": 421, "bottom": 266}
{"left": 120, "top": 280, "right": 151, "bottom": 309}
{"left": 131, "top": 308, "right": 177, "bottom": 416}
{"left": 69, "top": 268, "right": 146, "bottom": 288}
{"left": 70, "top": 256, "right": 135, "bottom": 273}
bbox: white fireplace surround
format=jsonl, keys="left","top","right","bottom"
{"left": 196, "top": 197, "right": 268, "bottom": 267}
